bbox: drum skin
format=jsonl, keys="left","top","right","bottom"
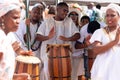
{"left": 47, "top": 44, "right": 72, "bottom": 80}
{"left": 15, "top": 56, "right": 41, "bottom": 80}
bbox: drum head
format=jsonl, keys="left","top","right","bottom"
{"left": 16, "top": 55, "right": 41, "bottom": 64}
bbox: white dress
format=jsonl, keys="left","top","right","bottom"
{"left": 90, "top": 28, "right": 120, "bottom": 80}
{"left": 71, "top": 25, "right": 85, "bottom": 80}
{"left": 36, "top": 17, "right": 79, "bottom": 80}
{"left": 0, "top": 30, "right": 16, "bottom": 80}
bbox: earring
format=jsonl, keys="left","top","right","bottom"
{"left": 1, "top": 19, "right": 5, "bottom": 29}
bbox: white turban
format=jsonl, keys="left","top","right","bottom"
{"left": 69, "top": 3, "right": 82, "bottom": 15}
{"left": 106, "top": 3, "right": 120, "bottom": 15}
{"left": 68, "top": 3, "right": 82, "bottom": 22}
{"left": 0, "top": 0, "right": 21, "bottom": 17}
{"left": 29, "top": 3, "right": 43, "bottom": 11}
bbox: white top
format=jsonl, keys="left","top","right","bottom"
{"left": 29, "top": 22, "right": 41, "bottom": 55}
{"left": 29, "top": 23, "right": 38, "bottom": 46}
{"left": 0, "top": 30, "right": 16, "bottom": 80}
{"left": 86, "top": 9, "right": 94, "bottom": 19}
{"left": 77, "top": 24, "right": 90, "bottom": 56}
{"left": 14, "top": 20, "right": 27, "bottom": 50}
{"left": 78, "top": 23, "right": 90, "bottom": 43}
{"left": 90, "top": 28, "right": 120, "bottom": 80}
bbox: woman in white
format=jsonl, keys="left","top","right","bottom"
{"left": 89, "top": 3, "right": 120, "bottom": 80}
{"left": 0, "top": 0, "right": 32, "bottom": 80}
{"left": 68, "top": 5, "right": 85, "bottom": 80}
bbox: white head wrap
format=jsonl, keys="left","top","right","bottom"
{"left": 106, "top": 3, "right": 120, "bottom": 15}
{"left": 0, "top": 0, "right": 21, "bottom": 17}
{"left": 29, "top": 3, "right": 43, "bottom": 11}
{"left": 69, "top": 3, "right": 82, "bottom": 16}
{"left": 33, "top": 3, "right": 43, "bottom": 8}
{"left": 68, "top": 3, "right": 82, "bottom": 22}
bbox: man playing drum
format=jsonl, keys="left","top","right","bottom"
{"left": 36, "top": 2, "right": 80, "bottom": 80}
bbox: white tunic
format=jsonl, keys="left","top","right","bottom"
{"left": 90, "top": 28, "right": 120, "bottom": 80}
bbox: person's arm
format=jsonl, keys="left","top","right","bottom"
{"left": 36, "top": 27, "right": 55, "bottom": 41}
{"left": 12, "top": 41, "right": 33, "bottom": 55}
{"left": 90, "top": 27, "right": 120, "bottom": 55}
{"left": 59, "top": 33, "right": 80, "bottom": 41}
{"left": 75, "top": 35, "right": 91, "bottom": 49}
{"left": 36, "top": 34, "right": 49, "bottom": 41}
{"left": 89, "top": 40, "right": 117, "bottom": 55}
{"left": 75, "top": 41, "right": 88, "bottom": 49}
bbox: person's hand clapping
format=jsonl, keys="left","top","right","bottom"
{"left": 115, "top": 27, "right": 120, "bottom": 44}
{"left": 48, "top": 27, "right": 55, "bottom": 39}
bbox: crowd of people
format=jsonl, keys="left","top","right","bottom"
{"left": 0, "top": 0, "right": 120, "bottom": 80}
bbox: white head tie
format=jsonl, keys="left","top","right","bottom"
{"left": 106, "top": 3, "right": 120, "bottom": 15}
{"left": 0, "top": 0, "right": 20, "bottom": 17}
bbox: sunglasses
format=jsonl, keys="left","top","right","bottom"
{"left": 69, "top": 13, "right": 78, "bottom": 17}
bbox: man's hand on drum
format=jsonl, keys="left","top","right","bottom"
{"left": 20, "top": 50, "right": 33, "bottom": 56}
{"left": 12, "top": 41, "right": 33, "bottom": 56}
{"left": 48, "top": 27, "right": 55, "bottom": 39}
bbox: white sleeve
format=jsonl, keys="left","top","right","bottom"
{"left": 71, "top": 20, "right": 80, "bottom": 35}
{"left": 7, "top": 32, "right": 17, "bottom": 44}
{"left": 79, "top": 27, "right": 86, "bottom": 43}
{"left": 36, "top": 21, "right": 46, "bottom": 35}
{"left": 77, "top": 24, "right": 88, "bottom": 43}
{"left": 90, "top": 29, "right": 103, "bottom": 43}
{"left": 16, "top": 20, "right": 26, "bottom": 35}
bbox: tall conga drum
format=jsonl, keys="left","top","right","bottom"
{"left": 15, "top": 55, "right": 41, "bottom": 80}
{"left": 47, "top": 44, "right": 72, "bottom": 80}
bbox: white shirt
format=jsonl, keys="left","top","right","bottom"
{"left": 0, "top": 30, "right": 16, "bottom": 80}
{"left": 14, "top": 20, "right": 27, "bottom": 50}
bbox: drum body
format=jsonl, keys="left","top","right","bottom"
{"left": 47, "top": 44, "right": 72, "bottom": 80}
{"left": 15, "top": 55, "right": 41, "bottom": 80}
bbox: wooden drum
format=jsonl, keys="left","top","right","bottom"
{"left": 15, "top": 55, "right": 41, "bottom": 80}
{"left": 47, "top": 44, "right": 72, "bottom": 80}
